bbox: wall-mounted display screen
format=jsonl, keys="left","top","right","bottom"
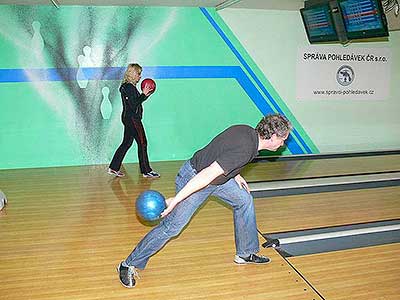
{"left": 338, "top": 0, "right": 389, "bottom": 39}
{"left": 300, "top": 4, "right": 339, "bottom": 43}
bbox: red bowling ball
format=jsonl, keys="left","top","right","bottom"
{"left": 140, "top": 78, "right": 156, "bottom": 94}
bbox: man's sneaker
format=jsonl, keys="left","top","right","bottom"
{"left": 107, "top": 168, "right": 125, "bottom": 177}
{"left": 234, "top": 254, "right": 271, "bottom": 265}
{"left": 117, "top": 262, "right": 139, "bottom": 288}
{"left": 142, "top": 171, "right": 160, "bottom": 178}
{"left": 0, "top": 198, "right": 6, "bottom": 211}
{"left": 0, "top": 191, "right": 7, "bottom": 211}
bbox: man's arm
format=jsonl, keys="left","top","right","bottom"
{"left": 161, "top": 161, "right": 224, "bottom": 217}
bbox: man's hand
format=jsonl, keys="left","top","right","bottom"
{"left": 234, "top": 174, "right": 250, "bottom": 193}
{"left": 161, "top": 197, "right": 177, "bottom": 218}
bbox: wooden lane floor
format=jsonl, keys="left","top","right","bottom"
{"left": 254, "top": 186, "right": 400, "bottom": 233}
{"left": 242, "top": 154, "right": 400, "bottom": 182}
{"left": 1, "top": 157, "right": 399, "bottom": 299}
{"left": 287, "top": 243, "right": 400, "bottom": 300}
{"left": 0, "top": 164, "right": 323, "bottom": 300}
{"left": 253, "top": 186, "right": 400, "bottom": 300}
{"left": 1, "top": 153, "right": 399, "bottom": 189}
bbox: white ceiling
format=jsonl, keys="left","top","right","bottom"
{"left": 0, "top": 0, "right": 305, "bottom": 11}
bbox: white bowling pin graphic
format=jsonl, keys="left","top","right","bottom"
{"left": 82, "top": 46, "right": 94, "bottom": 67}
{"left": 76, "top": 46, "right": 94, "bottom": 88}
{"left": 31, "top": 21, "right": 44, "bottom": 52}
{"left": 76, "top": 55, "right": 88, "bottom": 88}
{"left": 100, "top": 86, "right": 112, "bottom": 120}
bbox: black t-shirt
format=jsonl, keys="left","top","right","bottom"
{"left": 190, "top": 125, "right": 259, "bottom": 185}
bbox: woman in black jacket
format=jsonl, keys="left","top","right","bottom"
{"left": 108, "top": 63, "right": 160, "bottom": 178}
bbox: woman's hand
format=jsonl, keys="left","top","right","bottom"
{"left": 142, "top": 85, "right": 154, "bottom": 96}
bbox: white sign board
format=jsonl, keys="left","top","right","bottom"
{"left": 296, "top": 47, "right": 391, "bottom": 100}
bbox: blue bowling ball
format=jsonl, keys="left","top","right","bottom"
{"left": 135, "top": 190, "right": 166, "bottom": 222}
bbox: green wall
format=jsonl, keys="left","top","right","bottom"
{"left": 4, "top": 5, "right": 396, "bottom": 170}
{"left": 0, "top": 5, "right": 270, "bottom": 169}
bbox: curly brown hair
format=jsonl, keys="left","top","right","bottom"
{"left": 256, "top": 114, "right": 292, "bottom": 139}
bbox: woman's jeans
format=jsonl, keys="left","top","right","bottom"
{"left": 125, "top": 160, "right": 260, "bottom": 269}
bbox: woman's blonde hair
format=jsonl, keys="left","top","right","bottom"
{"left": 122, "top": 63, "right": 142, "bottom": 84}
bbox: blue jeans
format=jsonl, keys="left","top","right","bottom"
{"left": 125, "top": 160, "right": 260, "bottom": 269}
